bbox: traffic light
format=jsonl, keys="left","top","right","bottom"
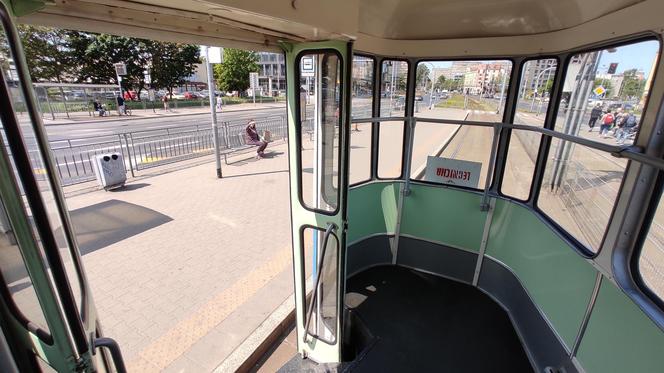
{"left": 608, "top": 63, "right": 618, "bottom": 74}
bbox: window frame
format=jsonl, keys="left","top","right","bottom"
{"left": 349, "top": 53, "right": 377, "bottom": 187}
{"left": 376, "top": 58, "right": 410, "bottom": 181}
{"left": 407, "top": 57, "right": 516, "bottom": 192}
{"left": 294, "top": 48, "right": 345, "bottom": 216}
{"left": 298, "top": 224, "right": 340, "bottom": 346}
{"left": 533, "top": 36, "right": 662, "bottom": 258}
{"left": 499, "top": 56, "right": 560, "bottom": 202}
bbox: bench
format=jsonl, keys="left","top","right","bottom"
{"left": 221, "top": 132, "right": 256, "bottom": 164}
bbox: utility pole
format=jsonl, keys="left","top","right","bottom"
{"left": 206, "top": 46, "right": 223, "bottom": 178}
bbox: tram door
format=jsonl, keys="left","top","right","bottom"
{"left": 285, "top": 41, "right": 352, "bottom": 363}
{"left": 0, "top": 4, "right": 124, "bottom": 372}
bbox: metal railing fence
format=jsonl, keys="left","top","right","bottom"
{"left": 47, "top": 114, "right": 287, "bottom": 186}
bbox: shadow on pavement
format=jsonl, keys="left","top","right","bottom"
{"left": 63, "top": 199, "right": 172, "bottom": 255}
{"left": 110, "top": 183, "right": 151, "bottom": 192}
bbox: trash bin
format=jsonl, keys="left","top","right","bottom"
{"left": 93, "top": 153, "right": 126, "bottom": 190}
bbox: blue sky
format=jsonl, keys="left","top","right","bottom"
{"left": 597, "top": 40, "right": 659, "bottom": 77}
{"left": 423, "top": 40, "right": 660, "bottom": 78}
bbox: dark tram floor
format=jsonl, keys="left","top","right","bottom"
{"left": 344, "top": 265, "right": 533, "bottom": 372}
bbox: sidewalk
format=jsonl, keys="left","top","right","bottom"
{"left": 32, "top": 101, "right": 286, "bottom": 125}
{"left": 64, "top": 142, "right": 293, "bottom": 372}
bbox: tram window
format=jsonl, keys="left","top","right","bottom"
{"left": 0, "top": 197, "right": 50, "bottom": 332}
{"left": 301, "top": 227, "right": 339, "bottom": 343}
{"left": 0, "top": 31, "right": 86, "bottom": 315}
{"left": 350, "top": 55, "right": 374, "bottom": 185}
{"left": 514, "top": 59, "right": 557, "bottom": 126}
{"left": 538, "top": 139, "right": 627, "bottom": 253}
{"left": 552, "top": 40, "right": 660, "bottom": 136}
{"left": 414, "top": 60, "right": 512, "bottom": 122}
{"left": 377, "top": 121, "right": 404, "bottom": 179}
{"left": 410, "top": 122, "right": 493, "bottom": 189}
{"left": 380, "top": 60, "right": 408, "bottom": 117}
{"left": 501, "top": 131, "right": 542, "bottom": 200}
{"left": 378, "top": 60, "right": 407, "bottom": 179}
{"left": 637, "top": 193, "right": 664, "bottom": 301}
{"left": 298, "top": 51, "right": 342, "bottom": 212}
{"left": 502, "top": 59, "right": 557, "bottom": 200}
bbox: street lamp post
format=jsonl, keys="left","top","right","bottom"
{"left": 421, "top": 62, "right": 436, "bottom": 110}
{"left": 530, "top": 66, "right": 556, "bottom": 113}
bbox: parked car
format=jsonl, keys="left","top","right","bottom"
{"left": 123, "top": 91, "right": 138, "bottom": 100}
{"left": 414, "top": 95, "right": 424, "bottom": 101}
{"left": 183, "top": 91, "right": 202, "bottom": 99}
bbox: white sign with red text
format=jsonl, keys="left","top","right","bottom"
{"left": 424, "top": 156, "right": 482, "bottom": 188}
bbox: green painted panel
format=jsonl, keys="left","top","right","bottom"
{"left": 576, "top": 280, "right": 664, "bottom": 373}
{"left": 486, "top": 199, "right": 596, "bottom": 349}
{"left": 347, "top": 182, "right": 399, "bottom": 243}
{"left": 400, "top": 184, "right": 486, "bottom": 252}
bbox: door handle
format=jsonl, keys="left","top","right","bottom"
{"left": 93, "top": 337, "right": 127, "bottom": 373}
{"left": 303, "top": 222, "right": 337, "bottom": 341}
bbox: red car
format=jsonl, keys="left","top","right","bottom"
{"left": 123, "top": 91, "right": 138, "bottom": 100}
{"left": 183, "top": 91, "right": 202, "bottom": 99}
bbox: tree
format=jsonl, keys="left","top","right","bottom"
{"left": 620, "top": 68, "right": 646, "bottom": 99}
{"left": 435, "top": 75, "right": 446, "bottom": 90}
{"left": 70, "top": 33, "right": 148, "bottom": 93}
{"left": 416, "top": 64, "right": 430, "bottom": 90}
{"left": 214, "top": 49, "right": 259, "bottom": 94}
{"left": 146, "top": 41, "right": 200, "bottom": 97}
{"left": 16, "top": 25, "right": 77, "bottom": 82}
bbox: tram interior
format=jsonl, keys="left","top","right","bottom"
{"left": 1, "top": 1, "right": 664, "bottom": 372}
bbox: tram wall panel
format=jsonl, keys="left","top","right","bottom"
{"left": 399, "top": 183, "right": 486, "bottom": 252}
{"left": 575, "top": 279, "right": 664, "bottom": 373}
{"left": 484, "top": 199, "right": 596, "bottom": 350}
{"left": 513, "top": 129, "right": 540, "bottom": 163}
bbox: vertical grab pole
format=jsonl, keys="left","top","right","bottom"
{"left": 205, "top": 46, "right": 223, "bottom": 178}
{"left": 481, "top": 123, "right": 502, "bottom": 210}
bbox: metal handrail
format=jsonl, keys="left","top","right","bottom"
{"left": 303, "top": 222, "right": 337, "bottom": 342}
{"left": 93, "top": 337, "right": 127, "bottom": 373}
{"left": 350, "top": 115, "right": 664, "bottom": 172}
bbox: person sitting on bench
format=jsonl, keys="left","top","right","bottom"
{"left": 245, "top": 119, "right": 267, "bottom": 159}
{"left": 93, "top": 99, "right": 106, "bottom": 116}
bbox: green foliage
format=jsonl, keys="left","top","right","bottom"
{"left": 146, "top": 42, "right": 200, "bottom": 96}
{"left": 11, "top": 26, "right": 200, "bottom": 96}
{"left": 214, "top": 49, "right": 259, "bottom": 94}
{"left": 621, "top": 68, "right": 646, "bottom": 99}
{"left": 416, "top": 64, "right": 430, "bottom": 89}
{"left": 16, "top": 25, "right": 77, "bottom": 82}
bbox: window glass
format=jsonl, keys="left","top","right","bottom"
{"left": 0, "top": 197, "right": 50, "bottom": 332}
{"left": 298, "top": 52, "right": 341, "bottom": 212}
{"left": 638, "top": 194, "right": 664, "bottom": 300}
{"left": 0, "top": 27, "right": 85, "bottom": 315}
{"left": 380, "top": 60, "right": 408, "bottom": 117}
{"left": 538, "top": 40, "right": 659, "bottom": 253}
{"left": 553, "top": 40, "right": 659, "bottom": 140}
{"left": 410, "top": 122, "right": 493, "bottom": 189}
{"left": 302, "top": 227, "right": 338, "bottom": 344}
{"left": 350, "top": 55, "right": 373, "bottom": 185}
{"left": 538, "top": 139, "right": 627, "bottom": 252}
{"left": 502, "top": 59, "right": 557, "bottom": 200}
{"left": 415, "top": 60, "right": 512, "bottom": 122}
{"left": 377, "top": 60, "right": 407, "bottom": 179}
{"left": 377, "top": 122, "right": 404, "bottom": 179}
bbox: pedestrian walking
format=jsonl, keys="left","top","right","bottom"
{"left": 617, "top": 111, "right": 638, "bottom": 145}
{"left": 116, "top": 95, "right": 126, "bottom": 116}
{"left": 216, "top": 95, "right": 223, "bottom": 111}
{"left": 599, "top": 111, "right": 614, "bottom": 138}
{"left": 588, "top": 103, "right": 602, "bottom": 131}
{"left": 162, "top": 94, "right": 169, "bottom": 111}
{"left": 245, "top": 119, "right": 267, "bottom": 159}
